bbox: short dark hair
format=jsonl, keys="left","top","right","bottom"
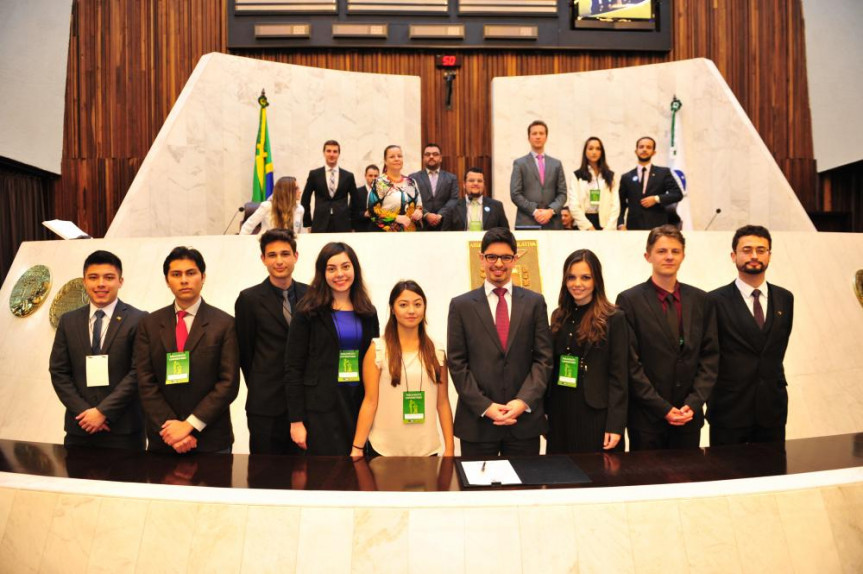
{"left": 561, "top": 206, "right": 571, "bottom": 213}
{"left": 464, "top": 166, "right": 484, "bottom": 180}
{"left": 636, "top": 136, "right": 656, "bottom": 149}
{"left": 83, "top": 250, "right": 123, "bottom": 276}
{"left": 732, "top": 225, "right": 772, "bottom": 251}
{"left": 163, "top": 246, "right": 206, "bottom": 277}
{"left": 260, "top": 228, "right": 297, "bottom": 255}
{"left": 527, "top": 120, "right": 548, "bottom": 135}
{"left": 481, "top": 227, "right": 517, "bottom": 253}
{"left": 646, "top": 225, "right": 685, "bottom": 252}
{"left": 323, "top": 140, "right": 340, "bottom": 152}
{"left": 423, "top": 143, "right": 442, "bottom": 153}
{"left": 364, "top": 164, "right": 380, "bottom": 175}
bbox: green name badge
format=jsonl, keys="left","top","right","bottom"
{"left": 403, "top": 390, "right": 425, "bottom": 424}
{"left": 338, "top": 349, "right": 360, "bottom": 383}
{"left": 166, "top": 351, "right": 190, "bottom": 384}
{"left": 557, "top": 354, "right": 579, "bottom": 388}
{"left": 589, "top": 188, "right": 601, "bottom": 205}
{"left": 468, "top": 220, "right": 483, "bottom": 232}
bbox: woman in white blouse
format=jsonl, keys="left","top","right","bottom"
{"left": 567, "top": 137, "right": 620, "bottom": 231}
{"left": 240, "top": 176, "right": 306, "bottom": 236}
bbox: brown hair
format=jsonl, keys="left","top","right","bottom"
{"left": 646, "top": 224, "right": 686, "bottom": 252}
{"left": 270, "top": 176, "right": 298, "bottom": 230}
{"left": 383, "top": 281, "right": 441, "bottom": 386}
{"left": 527, "top": 120, "right": 548, "bottom": 135}
{"left": 296, "top": 242, "right": 376, "bottom": 317}
{"left": 550, "top": 249, "right": 616, "bottom": 345}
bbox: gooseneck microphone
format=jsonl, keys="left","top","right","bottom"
{"left": 704, "top": 208, "right": 721, "bottom": 231}
{"left": 223, "top": 206, "right": 246, "bottom": 235}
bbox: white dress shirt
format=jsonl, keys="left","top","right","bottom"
{"left": 735, "top": 277, "right": 770, "bottom": 318}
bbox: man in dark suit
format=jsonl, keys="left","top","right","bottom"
{"left": 136, "top": 247, "right": 239, "bottom": 454}
{"left": 708, "top": 225, "right": 794, "bottom": 445}
{"left": 510, "top": 120, "right": 567, "bottom": 230}
{"left": 235, "top": 229, "right": 308, "bottom": 454}
{"left": 50, "top": 250, "right": 147, "bottom": 450}
{"left": 617, "top": 136, "right": 683, "bottom": 230}
{"left": 447, "top": 228, "right": 553, "bottom": 456}
{"left": 409, "top": 143, "right": 459, "bottom": 231}
{"left": 616, "top": 225, "right": 719, "bottom": 450}
{"left": 300, "top": 140, "right": 358, "bottom": 233}
{"left": 442, "top": 167, "right": 510, "bottom": 231}
{"left": 352, "top": 164, "right": 379, "bottom": 232}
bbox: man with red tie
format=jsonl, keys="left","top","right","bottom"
{"left": 135, "top": 247, "right": 239, "bottom": 453}
{"left": 617, "top": 136, "right": 683, "bottom": 230}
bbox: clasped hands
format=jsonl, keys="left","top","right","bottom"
{"left": 395, "top": 208, "right": 423, "bottom": 229}
{"left": 533, "top": 208, "right": 554, "bottom": 225}
{"left": 664, "top": 405, "right": 694, "bottom": 426}
{"left": 160, "top": 419, "right": 197, "bottom": 453}
{"left": 485, "top": 399, "right": 528, "bottom": 426}
{"left": 76, "top": 407, "right": 110, "bottom": 434}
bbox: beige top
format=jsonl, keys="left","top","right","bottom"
{"left": 368, "top": 338, "right": 446, "bottom": 456}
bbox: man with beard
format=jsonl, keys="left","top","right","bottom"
{"left": 617, "top": 136, "right": 682, "bottom": 230}
{"left": 708, "top": 225, "right": 794, "bottom": 445}
{"left": 410, "top": 143, "right": 460, "bottom": 231}
{"left": 442, "top": 168, "right": 509, "bottom": 231}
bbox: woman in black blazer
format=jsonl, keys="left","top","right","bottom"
{"left": 285, "top": 242, "right": 379, "bottom": 455}
{"left": 546, "top": 249, "right": 628, "bottom": 453}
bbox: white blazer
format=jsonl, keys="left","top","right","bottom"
{"left": 567, "top": 169, "right": 620, "bottom": 231}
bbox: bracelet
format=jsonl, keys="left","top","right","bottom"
{"left": 352, "top": 444, "right": 364, "bottom": 450}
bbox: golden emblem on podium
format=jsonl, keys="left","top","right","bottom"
{"left": 9, "top": 265, "right": 52, "bottom": 318}
{"left": 49, "top": 278, "right": 90, "bottom": 328}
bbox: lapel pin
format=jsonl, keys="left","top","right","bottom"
{"left": 632, "top": 175, "right": 638, "bottom": 182}
{"left": 777, "top": 311, "right": 783, "bottom": 316}
{"left": 484, "top": 206, "right": 490, "bottom": 212}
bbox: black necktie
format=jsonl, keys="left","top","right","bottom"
{"left": 665, "top": 293, "right": 679, "bottom": 343}
{"left": 283, "top": 289, "right": 292, "bottom": 326}
{"left": 91, "top": 309, "right": 105, "bottom": 354}
{"left": 752, "top": 289, "right": 765, "bottom": 329}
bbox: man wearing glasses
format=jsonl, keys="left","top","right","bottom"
{"left": 410, "top": 143, "right": 459, "bottom": 231}
{"left": 447, "top": 227, "right": 553, "bottom": 456}
{"left": 708, "top": 225, "right": 794, "bottom": 445}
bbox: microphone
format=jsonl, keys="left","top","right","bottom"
{"left": 704, "top": 208, "right": 721, "bottom": 231}
{"left": 223, "top": 206, "right": 246, "bottom": 235}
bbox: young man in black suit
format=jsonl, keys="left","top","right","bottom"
{"left": 616, "top": 225, "right": 719, "bottom": 450}
{"left": 410, "top": 143, "right": 460, "bottom": 231}
{"left": 708, "top": 225, "right": 794, "bottom": 445}
{"left": 136, "top": 247, "right": 240, "bottom": 454}
{"left": 442, "top": 168, "right": 510, "bottom": 231}
{"left": 235, "top": 229, "right": 308, "bottom": 454}
{"left": 300, "top": 139, "right": 358, "bottom": 233}
{"left": 447, "top": 227, "right": 553, "bottom": 456}
{"left": 617, "top": 136, "right": 683, "bottom": 230}
{"left": 352, "top": 164, "right": 379, "bottom": 232}
{"left": 50, "top": 250, "right": 147, "bottom": 450}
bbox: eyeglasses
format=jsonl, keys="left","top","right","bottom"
{"left": 739, "top": 247, "right": 770, "bottom": 256}
{"left": 482, "top": 254, "right": 515, "bottom": 263}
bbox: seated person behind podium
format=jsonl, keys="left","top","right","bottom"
{"left": 136, "top": 247, "right": 240, "bottom": 453}
{"left": 50, "top": 250, "right": 147, "bottom": 450}
{"left": 441, "top": 167, "right": 510, "bottom": 231}
{"left": 510, "top": 120, "right": 567, "bottom": 229}
{"left": 546, "top": 249, "right": 627, "bottom": 453}
{"left": 368, "top": 145, "right": 424, "bottom": 231}
{"left": 617, "top": 136, "right": 683, "bottom": 230}
{"left": 568, "top": 136, "right": 620, "bottom": 231}
{"left": 240, "top": 176, "right": 305, "bottom": 236}
{"left": 351, "top": 280, "right": 455, "bottom": 457}
{"left": 447, "top": 227, "right": 553, "bottom": 456}
{"left": 285, "top": 242, "right": 380, "bottom": 455}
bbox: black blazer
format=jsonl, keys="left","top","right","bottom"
{"left": 235, "top": 278, "right": 309, "bottom": 417}
{"left": 351, "top": 185, "right": 375, "bottom": 232}
{"left": 409, "top": 169, "right": 460, "bottom": 229}
{"left": 615, "top": 280, "right": 719, "bottom": 432}
{"left": 135, "top": 300, "right": 240, "bottom": 453}
{"left": 546, "top": 309, "right": 629, "bottom": 435}
{"left": 707, "top": 282, "right": 794, "bottom": 429}
{"left": 49, "top": 300, "right": 147, "bottom": 438}
{"left": 617, "top": 165, "right": 683, "bottom": 230}
{"left": 447, "top": 286, "right": 553, "bottom": 442}
{"left": 441, "top": 197, "right": 510, "bottom": 231}
{"left": 301, "top": 167, "right": 358, "bottom": 232}
{"left": 284, "top": 308, "right": 380, "bottom": 422}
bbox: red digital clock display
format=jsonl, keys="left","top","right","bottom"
{"left": 435, "top": 55, "right": 462, "bottom": 69}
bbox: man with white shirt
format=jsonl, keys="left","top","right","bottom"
{"left": 410, "top": 143, "right": 459, "bottom": 231}
{"left": 447, "top": 228, "right": 552, "bottom": 456}
{"left": 617, "top": 136, "right": 683, "bottom": 230}
{"left": 135, "top": 247, "right": 239, "bottom": 454}
{"left": 300, "top": 140, "right": 358, "bottom": 233}
{"left": 442, "top": 167, "right": 509, "bottom": 231}
{"left": 510, "top": 120, "right": 568, "bottom": 230}
{"left": 708, "top": 225, "right": 794, "bottom": 445}
{"left": 50, "top": 250, "right": 147, "bottom": 450}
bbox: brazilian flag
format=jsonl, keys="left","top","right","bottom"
{"left": 252, "top": 90, "right": 274, "bottom": 202}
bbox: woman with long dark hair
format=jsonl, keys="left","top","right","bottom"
{"left": 240, "top": 176, "right": 305, "bottom": 236}
{"left": 285, "top": 242, "right": 380, "bottom": 455}
{"left": 547, "top": 249, "right": 628, "bottom": 453}
{"left": 351, "top": 280, "right": 454, "bottom": 457}
{"left": 367, "top": 145, "right": 424, "bottom": 231}
{"left": 567, "top": 137, "right": 620, "bottom": 231}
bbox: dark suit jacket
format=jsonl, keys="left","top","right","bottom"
{"left": 409, "top": 169, "right": 459, "bottom": 230}
{"left": 510, "top": 153, "right": 567, "bottom": 230}
{"left": 441, "top": 197, "right": 510, "bottom": 231}
{"left": 235, "top": 278, "right": 309, "bottom": 417}
{"left": 301, "top": 167, "right": 358, "bottom": 232}
{"left": 351, "top": 185, "right": 375, "bottom": 232}
{"left": 284, "top": 309, "right": 380, "bottom": 422}
{"left": 707, "top": 282, "right": 794, "bottom": 429}
{"left": 49, "top": 300, "right": 147, "bottom": 438}
{"left": 617, "top": 165, "right": 683, "bottom": 230}
{"left": 615, "top": 280, "right": 719, "bottom": 432}
{"left": 447, "top": 286, "right": 553, "bottom": 442}
{"left": 135, "top": 300, "right": 240, "bottom": 453}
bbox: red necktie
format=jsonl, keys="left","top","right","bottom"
{"left": 176, "top": 310, "right": 189, "bottom": 352}
{"left": 493, "top": 287, "right": 509, "bottom": 351}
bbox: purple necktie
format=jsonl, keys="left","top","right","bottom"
{"left": 536, "top": 154, "right": 545, "bottom": 185}
{"left": 493, "top": 287, "right": 509, "bottom": 351}
{"left": 752, "top": 289, "right": 765, "bottom": 329}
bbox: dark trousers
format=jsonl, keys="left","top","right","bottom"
{"left": 247, "top": 413, "right": 300, "bottom": 455}
{"left": 459, "top": 435, "right": 540, "bottom": 457}
{"left": 628, "top": 425, "right": 701, "bottom": 451}
{"left": 709, "top": 424, "right": 785, "bottom": 447}
{"left": 64, "top": 431, "right": 145, "bottom": 451}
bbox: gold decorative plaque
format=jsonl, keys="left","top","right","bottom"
{"left": 49, "top": 278, "right": 90, "bottom": 328}
{"left": 856, "top": 269, "right": 863, "bottom": 309}
{"left": 468, "top": 239, "right": 542, "bottom": 294}
{"left": 9, "top": 264, "right": 51, "bottom": 317}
